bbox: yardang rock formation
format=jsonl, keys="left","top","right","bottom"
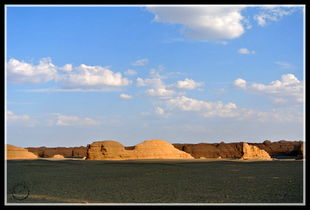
{"left": 86, "top": 139, "right": 194, "bottom": 160}
{"left": 6, "top": 144, "right": 38, "bottom": 160}
{"left": 52, "top": 154, "right": 65, "bottom": 159}
{"left": 240, "top": 142, "right": 272, "bottom": 160}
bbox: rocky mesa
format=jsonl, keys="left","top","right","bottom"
{"left": 22, "top": 140, "right": 303, "bottom": 159}
{"left": 173, "top": 140, "right": 303, "bottom": 159}
{"left": 240, "top": 142, "right": 272, "bottom": 160}
{"left": 26, "top": 146, "right": 87, "bottom": 158}
{"left": 86, "top": 139, "right": 194, "bottom": 160}
{"left": 6, "top": 144, "right": 38, "bottom": 160}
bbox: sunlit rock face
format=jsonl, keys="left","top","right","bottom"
{"left": 86, "top": 139, "right": 194, "bottom": 160}
{"left": 52, "top": 154, "right": 65, "bottom": 158}
{"left": 6, "top": 144, "right": 38, "bottom": 160}
{"left": 240, "top": 142, "right": 272, "bottom": 160}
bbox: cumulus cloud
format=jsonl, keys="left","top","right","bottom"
{"left": 254, "top": 6, "right": 298, "bottom": 26}
{"left": 136, "top": 67, "right": 177, "bottom": 98}
{"left": 146, "top": 88, "right": 175, "bottom": 97}
{"left": 120, "top": 93, "right": 133, "bottom": 99}
{"left": 233, "top": 74, "right": 303, "bottom": 103}
{"left": 124, "top": 69, "right": 137, "bottom": 76}
{"left": 237, "top": 48, "right": 256, "bottom": 54}
{"left": 233, "top": 78, "right": 247, "bottom": 89}
{"left": 59, "top": 64, "right": 73, "bottom": 72}
{"left": 162, "top": 96, "right": 302, "bottom": 122}
{"left": 7, "top": 57, "right": 58, "bottom": 84}
{"left": 131, "top": 58, "right": 149, "bottom": 66}
{"left": 136, "top": 77, "right": 163, "bottom": 88}
{"left": 52, "top": 113, "right": 100, "bottom": 126}
{"left": 6, "top": 58, "right": 132, "bottom": 90}
{"left": 166, "top": 96, "right": 238, "bottom": 118}
{"left": 174, "top": 78, "right": 204, "bottom": 90}
{"left": 146, "top": 6, "right": 246, "bottom": 41}
{"left": 61, "top": 64, "right": 131, "bottom": 88}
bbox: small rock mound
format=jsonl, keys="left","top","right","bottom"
{"left": 240, "top": 142, "right": 272, "bottom": 160}
{"left": 52, "top": 154, "right": 65, "bottom": 159}
{"left": 6, "top": 144, "right": 38, "bottom": 160}
{"left": 86, "top": 139, "right": 194, "bottom": 160}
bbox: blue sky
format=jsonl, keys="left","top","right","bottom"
{"left": 6, "top": 5, "right": 305, "bottom": 147}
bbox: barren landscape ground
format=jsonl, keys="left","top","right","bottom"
{"left": 6, "top": 159, "right": 303, "bottom": 204}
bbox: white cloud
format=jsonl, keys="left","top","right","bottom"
{"left": 233, "top": 78, "right": 247, "bottom": 89}
{"left": 61, "top": 64, "right": 132, "bottom": 88}
{"left": 236, "top": 108, "right": 303, "bottom": 123}
{"left": 7, "top": 57, "right": 58, "bottom": 84}
{"left": 59, "top": 64, "right": 73, "bottom": 72}
{"left": 136, "top": 67, "right": 178, "bottom": 98}
{"left": 146, "top": 88, "right": 175, "bottom": 97}
{"left": 120, "top": 93, "right": 133, "bottom": 99}
{"left": 237, "top": 48, "right": 255, "bottom": 54}
{"left": 233, "top": 74, "right": 303, "bottom": 103}
{"left": 6, "top": 110, "right": 30, "bottom": 121}
{"left": 22, "top": 87, "right": 122, "bottom": 92}
{"left": 7, "top": 58, "right": 132, "bottom": 90}
{"left": 131, "top": 58, "right": 149, "bottom": 66}
{"left": 136, "top": 77, "right": 163, "bottom": 88}
{"left": 254, "top": 6, "right": 298, "bottom": 26}
{"left": 166, "top": 96, "right": 238, "bottom": 118}
{"left": 274, "top": 61, "right": 295, "bottom": 69}
{"left": 163, "top": 96, "right": 302, "bottom": 122}
{"left": 124, "top": 69, "right": 137, "bottom": 76}
{"left": 146, "top": 6, "right": 246, "bottom": 41}
{"left": 6, "top": 110, "right": 37, "bottom": 127}
{"left": 53, "top": 113, "right": 100, "bottom": 126}
{"left": 155, "top": 107, "right": 165, "bottom": 115}
{"left": 174, "top": 78, "right": 204, "bottom": 90}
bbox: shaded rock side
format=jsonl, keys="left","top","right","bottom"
{"left": 298, "top": 142, "right": 304, "bottom": 158}
{"left": 6, "top": 144, "right": 38, "bottom": 160}
{"left": 251, "top": 140, "right": 303, "bottom": 157}
{"left": 173, "top": 140, "right": 303, "bottom": 158}
{"left": 27, "top": 146, "right": 87, "bottom": 158}
{"left": 240, "top": 142, "right": 272, "bottom": 160}
{"left": 86, "top": 139, "right": 194, "bottom": 160}
{"left": 173, "top": 142, "right": 243, "bottom": 159}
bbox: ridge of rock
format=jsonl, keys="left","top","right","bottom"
{"left": 86, "top": 139, "right": 194, "bottom": 160}
{"left": 6, "top": 144, "right": 38, "bottom": 160}
{"left": 240, "top": 142, "right": 272, "bottom": 160}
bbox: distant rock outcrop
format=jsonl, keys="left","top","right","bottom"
{"left": 173, "top": 142, "right": 243, "bottom": 159}
{"left": 173, "top": 140, "right": 303, "bottom": 159}
{"left": 52, "top": 154, "right": 65, "bottom": 159}
{"left": 251, "top": 140, "right": 303, "bottom": 157}
{"left": 24, "top": 140, "right": 304, "bottom": 159}
{"left": 298, "top": 142, "right": 304, "bottom": 159}
{"left": 27, "top": 146, "right": 87, "bottom": 158}
{"left": 6, "top": 144, "right": 38, "bottom": 160}
{"left": 86, "top": 139, "right": 194, "bottom": 160}
{"left": 240, "top": 142, "right": 272, "bottom": 160}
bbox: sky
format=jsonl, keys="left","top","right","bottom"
{"left": 5, "top": 5, "right": 305, "bottom": 147}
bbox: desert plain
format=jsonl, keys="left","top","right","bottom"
{"left": 6, "top": 158, "right": 303, "bottom": 204}
{"left": 5, "top": 139, "right": 304, "bottom": 204}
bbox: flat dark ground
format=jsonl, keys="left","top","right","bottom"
{"left": 6, "top": 159, "right": 304, "bottom": 204}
